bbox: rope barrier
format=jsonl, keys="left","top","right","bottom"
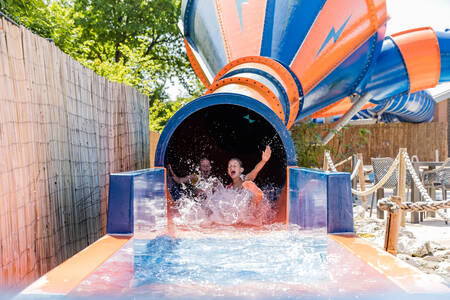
{"left": 334, "top": 156, "right": 352, "bottom": 168}
{"left": 351, "top": 153, "right": 400, "bottom": 196}
{"left": 402, "top": 150, "right": 449, "bottom": 222}
{"left": 325, "top": 149, "right": 450, "bottom": 222}
{"left": 350, "top": 159, "right": 361, "bottom": 180}
{"left": 378, "top": 198, "right": 450, "bottom": 213}
{"left": 324, "top": 151, "right": 401, "bottom": 196}
{"left": 324, "top": 151, "right": 337, "bottom": 172}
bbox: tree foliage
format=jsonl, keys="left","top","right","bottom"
{"left": 290, "top": 120, "right": 370, "bottom": 169}
{"left": 0, "top": 0, "right": 53, "bottom": 36}
{"left": 0, "top": 0, "right": 204, "bottom": 132}
{"left": 290, "top": 120, "right": 330, "bottom": 168}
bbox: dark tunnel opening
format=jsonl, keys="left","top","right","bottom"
{"left": 165, "top": 104, "right": 287, "bottom": 201}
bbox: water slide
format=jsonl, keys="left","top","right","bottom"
{"left": 19, "top": 0, "right": 450, "bottom": 298}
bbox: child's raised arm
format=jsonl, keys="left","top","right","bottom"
{"left": 245, "top": 146, "right": 271, "bottom": 181}
{"left": 168, "top": 164, "right": 196, "bottom": 184}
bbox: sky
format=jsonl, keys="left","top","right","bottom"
{"left": 386, "top": 0, "right": 450, "bottom": 97}
{"left": 385, "top": 0, "right": 450, "bottom": 34}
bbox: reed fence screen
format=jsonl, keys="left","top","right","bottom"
{"left": 0, "top": 18, "right": 149, "bottom": 290}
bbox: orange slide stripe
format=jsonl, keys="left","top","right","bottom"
{"left": 21, "top": 235, "right": 131, "bottom": 295}
{"left": 291, "top": 0, "right": 386, "bottom": 94}
{"left": 311, "top": 96, "right": 376, "bottom": 119}
{"left": 330, "top": 234, "right": 450, "bottom": 294}
{"left": 207, "top": 77, "right": 285, "bottom": 123}
{"left": 184, "top": 38, "right": 211, "bottom": 88}
{"left": 213, "top": 56, "right": 300, "bottom": 129}
{"left": 214, "top": 0, "right": 266, "bottom": 61}
{"left": 391, "top": 27, "right": 441, "bottom": 93}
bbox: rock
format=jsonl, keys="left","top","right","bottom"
{"left": 405, "top": 257, "right": 425, "bottom": 268}
{"left": 353, "top": 205, "right": 366, "bottom": 219}
{"left": 429, "top": 241, "right": 447, "bottom": 251}
{"left": 399, "top": 229, "right": 415, "bottom": 239}
{"left": 398, "top": 238, "right": 432, "bottom": 257}
{"left": 423, "top": 255, "right": 445, "bottom": 262}
{"left": 431, "top": 250, "right": 449, "bottom": 260}
{"left": 437, "top": 261, "right": 450, "bottom": 273}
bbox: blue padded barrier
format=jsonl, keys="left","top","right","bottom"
{"left": 107, "top": 168, "right": 166, "bottom": 234}
{"left": 288, "top": 168, "right": 353, "bottom": 233}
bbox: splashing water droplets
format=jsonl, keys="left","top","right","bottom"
{"left": 173, "top": 178, "right": 275, "bottom": 227}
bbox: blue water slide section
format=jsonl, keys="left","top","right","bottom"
{"left": 364, "top": 37, "right": 410, "bottom": 103}
{"left": 288, "top": 168, "right": 353, "bottom": 233}
{"left": 107, "top": 169, "right": 166, "bottom": 234}
{"left": 437, "top": 30, "right": 450, "bottom": 83}
{"left": 182, "top": 0, "right": 228, "bottom": 75}
{"left": 352, "top": 90, "right": 435, "bottom": 123}
{"left": 220, "top": 68, "right": 290, "bottom": 123}
{"left": 295, "top": 32, "right": 382, "bottom": 121}
{"left": 380, "top": 91, "right": 435, "bottom": 123}
{"left": 155, "top": 93, "right": 297, "bottom": 167}
{"left": 260, "top": 0, "right": 327, "bottom": 64}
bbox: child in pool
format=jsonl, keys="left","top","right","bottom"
{"left": 226, "top": 146, "right": 271, "bottom": 206}
{"left": 169, "top": 157, "right": 217, "bottom": 199}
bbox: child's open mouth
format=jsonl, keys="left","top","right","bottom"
{"left": 231, "top": 171, "right": 236, "bottom": 176}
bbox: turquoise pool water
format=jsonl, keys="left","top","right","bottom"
{"left": 70, "top": 225, "right": 402, "bottom": 298}
{"left": 133, "top": 229, "right": 327, "bottom": 287}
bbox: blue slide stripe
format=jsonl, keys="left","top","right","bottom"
{"left": 260, "top": 0, "right": 327, "bottom": 65}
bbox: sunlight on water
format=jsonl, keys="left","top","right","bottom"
{"left": 128, "top": 177, "right": 331, "bottom": 298}
{"left": 131, "top": 225, "right": 328, "bottom": 298}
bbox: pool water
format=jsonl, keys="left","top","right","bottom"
{"left": 71, "top": 225, "right": 401, "bottom": 299}
{"left": 133, "top": 229, "right": 327, "bottom": 287}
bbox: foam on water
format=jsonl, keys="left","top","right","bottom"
{"left": 131, "top": 225, "right": 328, "bottom": 298}
{"left": 173, "top": 177, "right": 275, "bottom": 227}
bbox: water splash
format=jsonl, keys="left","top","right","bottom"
{"left": 173, "top": 177, "right": 275, "bottom": 227}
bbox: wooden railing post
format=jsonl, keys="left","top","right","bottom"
{"left": 398, "top": 148, "right": 407, "bottom": 227}
{"left": 384, "top": 196, "right": 402, "bottom": 255}
{"left": 352, "top": 154, "right": 358, "bottom": 202}
{"left": 323, "top": 150, "right": 329, "bottom": 171}
{"left": 357, "top": 153, "right": 367, "bottom": 209}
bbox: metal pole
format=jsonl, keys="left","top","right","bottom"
{"left": 322, "top": 93, "right": 373, "bottom": 145}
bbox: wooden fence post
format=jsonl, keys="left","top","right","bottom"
{"left": 398, "top": 148, "right": 407, "bottom": 227}
{"left": 323, "top": 150, "right": 329, "bottom": 171}
{"left": 384, "top": 196, "right": 402, "bottom": 255}
{"left": 357, "top": 153, "right": 367, "bottom": 209}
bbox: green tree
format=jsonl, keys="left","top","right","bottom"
{"left": 290, "top": 120, "right": 371, "bottom": 169}
{"left": 1, "top": 0, "right": 204, "bottom": 131}
{"left": 66, "top": 0, "right": 203, "bottom": 107}
{"left": 290, "top": 120, "right": 330, "bottom": 168}
{"left": 0, "top": 0, "right": 53, "bottom": 36}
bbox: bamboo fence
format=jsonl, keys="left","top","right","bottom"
{"left": 0, "top": 17, "right": 149, "bottom": 290}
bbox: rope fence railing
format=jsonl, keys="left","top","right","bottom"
{"left": 378, "top": 198, "right": 450, "bottom": 213}
{"left": 324, "top": 149, "right": 449, "bottom": 221}
{"left": 334, "top": 155, "right": 353, "bottom": 169}
{"left": 324, "top": 149, "right": 450, "bottom": 256}
{"left": 379, "top": 196, "right": 450, "bottom": 255}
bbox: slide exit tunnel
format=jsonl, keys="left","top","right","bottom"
{"left": 155, "top": 0, "right": 450, "bottom": 201}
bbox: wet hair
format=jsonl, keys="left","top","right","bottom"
{"left": 199, "top": 157, "right": 210, "bottom": 164}
{"left": 228, "top": 157, "right": 243, "bottom": 167}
